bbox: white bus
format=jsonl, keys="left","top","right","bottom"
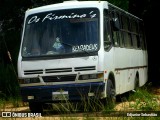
{"left": 17, "top": 1, "right": 148, "bottom": 112}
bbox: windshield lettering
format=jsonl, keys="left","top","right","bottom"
{"left": 28, "top": 16, "right": 41, "bottom": 24}
{"left": 28, "top": 11, "right": 97, "bottom": 24}
{"left": 89, "top": 11, "right": 96, "bottom": 18}
{"left": 72, "top": 44, "right": 98, "bottom": 52}
{"left": 42, "top": 13, "right": 87, "bottom": 22}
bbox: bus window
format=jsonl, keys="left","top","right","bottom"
{"left": 104, "top": 10, "right": 112, "bottom": 50}
{"left": 121, "top": 15, "right": 132, "bottom": 48}
{"left": 128, "top": 18, "right": 133, "bottom": 47}
{"left": 131, "top": 20, "right": 138, "bottom": 48}
{"left": 111, "top": 11, "right": 120, "bottom": 47}
{"left": 119, "top": 31, "right": 124, "bottom": 47}
{"left": 131, "top": 20, "right": 137, "bottom": 48}
{"left": 139, "top": 22, "right": 146, "bottom": 50}
{"left": 116, "top": 13, "right": 125, "bottom": 48}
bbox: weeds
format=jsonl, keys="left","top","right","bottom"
{"left": 128, "top": 84, "right": 159, "bottom": 111}
{"left": 0, "top": 97, "right": 24, "bottom": 110}
{"left": 0, "top": 98, "right": 6, "bottom": 110}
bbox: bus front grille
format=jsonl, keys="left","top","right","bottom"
{"left": 42, "top": 75, "right": 76, "bottom": 82}
{"left": 45, "top": 68, "right": 72, "bottom": 73}
{"left": 74, "top": 66, "right": 96, "bottom": 71}
{"left": 24, "top": 69, "right": 43, "bottom": 75}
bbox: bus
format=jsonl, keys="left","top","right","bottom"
{"left": 17, "top": 0, "right": 148, "bottom": 113}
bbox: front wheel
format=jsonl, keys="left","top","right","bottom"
{"left": 102, "top": 79, "right": 116, "bottom": 109}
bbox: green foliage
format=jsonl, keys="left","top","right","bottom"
{"left": 128, "top": 86, "right": 159, "bottom": 111}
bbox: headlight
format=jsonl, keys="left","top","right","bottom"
{"left": 79, "top": 73, "right": 103, "bottom": 80}
{"left": 89, "top": 74, "right": 97, "bottom": 79}
{"left": 82, "top": 75, "right": 89, "bottom": 80}
{"left": 19, "top": 78, "right": 40, "bottom": 84}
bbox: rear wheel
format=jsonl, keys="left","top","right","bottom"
{"left": 134, "top": 75, "right": 139, "bottom": 90}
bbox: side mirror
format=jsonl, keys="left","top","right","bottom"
{"left": 112, "top": 18, "right": 120, "bottom": 31}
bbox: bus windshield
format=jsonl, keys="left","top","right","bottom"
{"left": 22, "top": 8, "right": 99, "bottom": 58}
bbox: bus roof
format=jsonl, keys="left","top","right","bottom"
{"left": 25, "top": 1, "right": 107, "bottom": 15}
{"left": 108, "top": 2, "right": 142, "bottom": 21}
{"left": 25, "top": 1, "right": 142, "bottom": 20}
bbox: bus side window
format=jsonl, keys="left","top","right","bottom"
{"left": 128, "top": 18, "right": 133, "bottom": 47}
{"left": 139, "top": 22, "right": 146, "bottom": 50}
{"left": 131, "top": 20, "right": 138, "bottom": 48}
{"left": 110, "top": 11, "right": 127, "bottom": 47}
{"left": 118, "top": 13, "right": 124, "bottom": 47}
{"left": 104, "top": 10, "right": 112, "bottom": 50}
{"left": 111, "top": 11, "right": 120, "bottom": 47}
{"left": 121, "top": 15, "right": 132, "bottom": 48}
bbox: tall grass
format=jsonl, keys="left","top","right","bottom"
{"left": 45, "top": 97, "right": 105, "bottom": 114}
{"left": 45, "top": 83, "right": 160, "bottom": 118}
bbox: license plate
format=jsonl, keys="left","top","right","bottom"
{"left": 52, "top": 91, "right": 69, "bottom": 101}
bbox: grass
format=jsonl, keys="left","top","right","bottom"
{"left": 128, "top": 83, "right": 160, "bottom": 111}
{"left": 0, "top": 96, "right": 26, "bottom": 110}
{"left": 41, "top": 83, "right": 160, "bottom": 119}
{"left": 43, "top": 97, "right": 105, "bottom": 115}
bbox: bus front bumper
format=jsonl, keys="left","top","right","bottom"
{"left": 20, "top": 82, "right": 105, "bottom": 103}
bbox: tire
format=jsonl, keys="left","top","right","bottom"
{"left": 102, "top": 79, "right": 116, "bottom": 109}
{"left": 134, "top": 76, "right": 139, "bottom": 90}
{"left": 29, "top": 102, "right": 43, "bottom": 113}
{"left": 107, "top": 79, "right": 116, "bottom": 107}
